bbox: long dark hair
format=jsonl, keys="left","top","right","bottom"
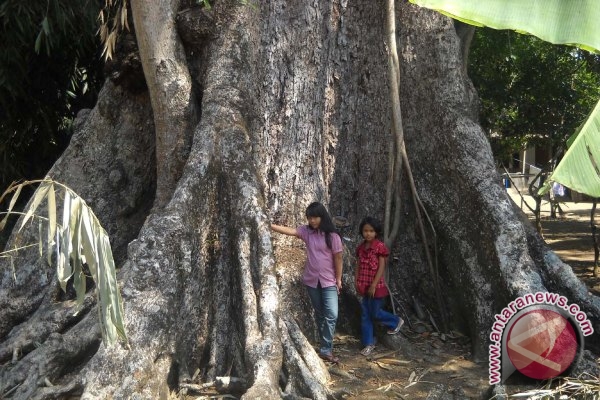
{"left": 358, "top": 216, "right": 383, "bottom": 239}
{"left": 305, "top": 202, "right": 337, "bottom": 249}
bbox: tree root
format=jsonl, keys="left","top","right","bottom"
{"left": 0, "top": 312, "right": 100, "bottom": 399}
{"left": 179, "top": 376, "right": 248, "bottom": 394}
{"left": 27, "top": 379, "right": 83, "bottom": 400}
{"left": 279, "top": 318, "right": 330, "bottom": 399}
{"left": 0, "top": 290, "right": 95, "bottom": 364}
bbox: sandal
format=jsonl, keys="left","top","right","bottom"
{"left": 360, "top": 345, "right": 376, "bottom": 356}
{"left": 387, "top": 318, "right": 404, "bottom": 335}
{"left": 318, "top": 352, "right": 340, "bottom": 364}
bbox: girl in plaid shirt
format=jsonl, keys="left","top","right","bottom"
{"left": 355, "top": 217, "right": 403, "bottom": 356}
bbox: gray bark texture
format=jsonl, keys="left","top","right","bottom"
{"left": 1, "top": 0, "right": 598, "bottom": 398}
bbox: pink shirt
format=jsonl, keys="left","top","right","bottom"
{"left": 296, "top": 225, "right": 343, "bottom": 288}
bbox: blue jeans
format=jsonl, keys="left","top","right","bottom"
{"left": 361, "top": 297, "right": 400, "bottom": 346}
{"left": 306, "top": 283, "right": 338, "bottom": 355}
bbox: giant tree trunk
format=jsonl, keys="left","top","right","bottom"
{"left": 1, "top": 1, "right": 599, "bottom": 398}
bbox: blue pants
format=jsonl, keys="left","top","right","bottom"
{"left": 306, "top": 283, "right": 338, "bottom": 355}
{"left": 361, "top": 297, "right": 400, "bottom": 346}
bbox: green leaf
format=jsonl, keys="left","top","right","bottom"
{"left": 34, "top": 30, "right": 43, "bottom": 54}
{"left": 540, "top": 99, "right": 600, "bottom": 197}
{"left": 41, "top": 17, "right": 50, "bottom": 35}
{"left": 565, "top": 107, "right": 596, "bottom": 149}
{"left": 409, "top": 0, "right": 600, "bottom": 53}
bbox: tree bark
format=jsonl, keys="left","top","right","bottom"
{"left": 1, "top": 1, "right": 599, "bottom": 398}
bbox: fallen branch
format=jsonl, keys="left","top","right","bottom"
{"left": 368, "top": 349, "right": 399, "bottom": 361}
{"left": 2, "top": 383, "right": 21, "bottom": 398}
{"left": 179, "top": 377, "right": 248, "bottom": 394}
{"left": 329, "top": 367, "right": 358, "bottom": 380}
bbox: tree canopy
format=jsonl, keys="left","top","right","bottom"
{"left": 468, "top": 28, "right": 600, "bottom": 165}
{"left": 0, "top": 0, "right": 104, "bottom": 193}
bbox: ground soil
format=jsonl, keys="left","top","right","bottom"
{"left": 326, "top": 329, "right": 489, "bottom": 399}
{"left": 539, "top": 205, "right": 599, "bottom": 297}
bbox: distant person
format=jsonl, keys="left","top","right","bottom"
{"left": 550, "top": 182, "right": 565, "bottom": 218}
{"left": 271, "top": 202, "right": 343, "bottom": 363}
{"left": 355, "top": 216, "right": 403, "bottom": 356}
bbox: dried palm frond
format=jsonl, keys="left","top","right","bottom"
{"left": 0, "top": 179, "right": 128, "bottom": 346}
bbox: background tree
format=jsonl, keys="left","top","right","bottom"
{"left": 0, "top": 0, "right": 104, "bottom": 194}
{"left": 469, "top": 28, "right": 600, "bottom": 167}
{"left": 1, "top": 1, "right": 599, "bottom": 399}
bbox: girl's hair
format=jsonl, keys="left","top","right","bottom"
{"left": 305, "top": 202, "right": 337, "bottom": 249}
{"left": 359, "top": 216, "right": 383, "bottom": 238}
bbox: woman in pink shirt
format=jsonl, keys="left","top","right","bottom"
{"left": 271, "top": 202, "right": 343, "bottom": 363}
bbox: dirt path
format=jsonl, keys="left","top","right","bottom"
{"left": 327, "top": 330, "right": 489, "bottom": 399}
{"left": 508, "top": 188, "right": 598, "bottom": 294}
{"left": 540, "top": 208, "right": 599, "bottom": 296}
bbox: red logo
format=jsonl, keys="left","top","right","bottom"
{"left": 506, "top": 309, "right": 578, "bottom": 380}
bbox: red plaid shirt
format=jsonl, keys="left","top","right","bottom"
{"left": 355, "top": 239, "right": 390, "bottom": 297}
